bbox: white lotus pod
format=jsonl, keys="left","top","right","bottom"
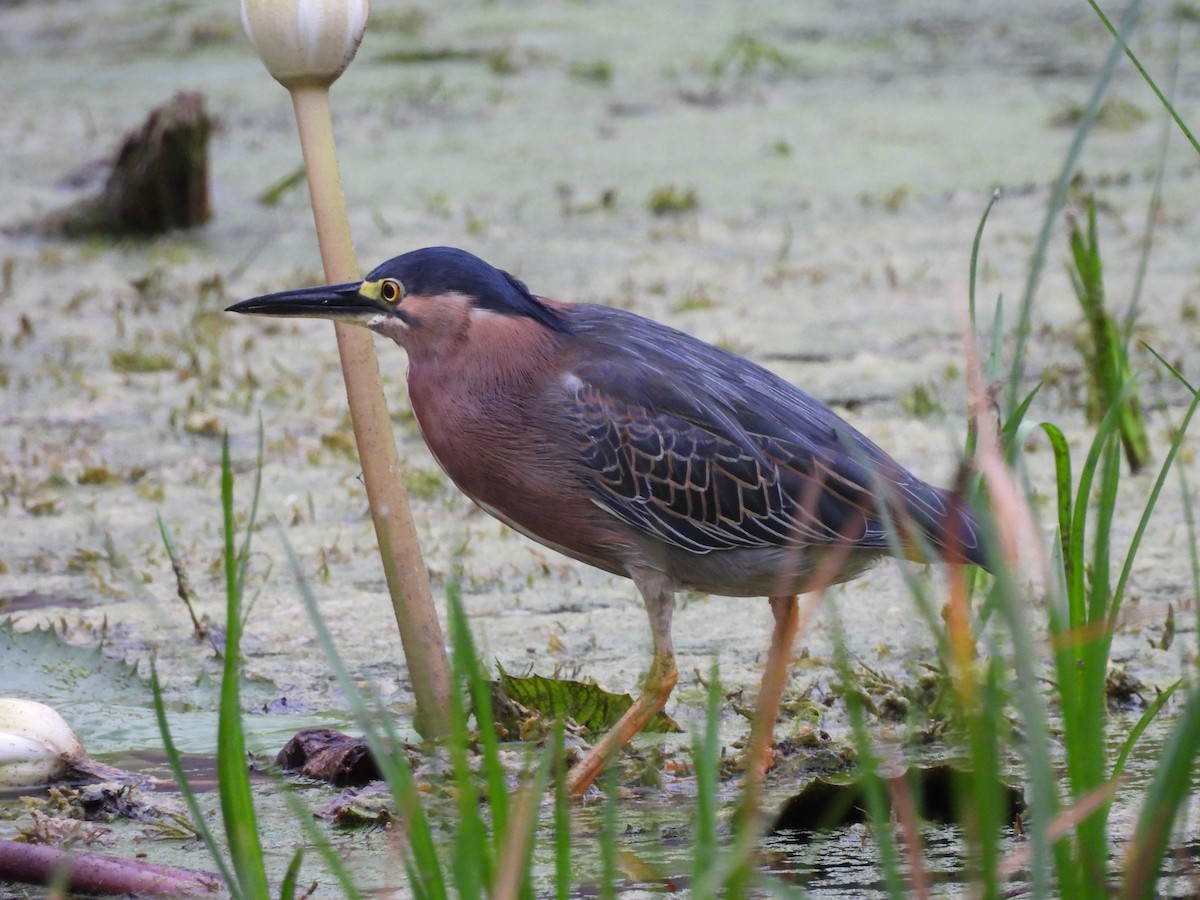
{"left": 241, "top": 0, "right": 369, "bottom": 88}
{"left": 0, "top": 698, "right": 88, "bottom": 788}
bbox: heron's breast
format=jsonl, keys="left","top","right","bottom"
{"left": 407, "top": 365, "right": 637, "bottom": 570}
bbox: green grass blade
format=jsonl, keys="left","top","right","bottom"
{"left": 986, "top": 294, "right": 1006, "bottom": 383}
{"left": 276, "top": 531, "right": 448, "bottom": 900}
{"left": 968, "top": 188, "right": 1002, "bottom": 334}
{"left": 1120, "top": 685, "right": 1200, "bottom": 898}
{"left": 493, "top": 744, "right": 553, "bottom": 899}
{"left": 1089, "top": 437, "right": 1121, "bottom": 624}
{"left": 599, "top": 767, "right": 619, "bottom": 900}
{"left": 235, "top": 423, "right": 266, "bottom": 624}
{"left": 1067, "top": 198, "right": 1151, "bottom": 470}
{"left": 1177, "top": 463, "right": 1200, "bottom": 638}
{"left": 1048, "top": 403, "right": 1130, "bottom": 892}
{"left": 1004, "top": 0, "right": 1142, "bottom": 419}
{"left": 988, "top": 564, "right": 1064, "bottom": 898}
{"left": 962, "top": 657, "right": 1008, "bottom": 898}
{"left": 691, "top": 665, "right": 722, "bottom": 895}
{"left": 829, "top": 611, "right": 904, "bottom": 895}
{"left": 1075, "top": 444, "right": 1121, "bottom": 888}
{"left": 1001, "top": 384, "right": 1043, "bottom": 460}
{"left": 552, "top": 720, "right": 571, "bottom": 900}
{"left": 1123, "top": 31, "right": 1180, "bottom": 345}
{"left": 1111, "top": 348, "right": 1200, "bottom": 614}
{"left": 366, "top": 702, "right": 447, "bottom": 900}
{"left": 279, "top": 848, "right": 304, "bottom": 900}
{"left": 1084, "top": 0, "right": 1200, "bottom": 158}
{"left": 217, "top": 435, "right": 270, "bottom": 899}
{"left": 1038, "top": 422, "right": 1076, "bottom": 615}
{"left": 443, "top": 577, "right": 489, "bottom": 900}
{"left": 964, "top": 179, "right": 998, "bottom": 454}
{"left": 445, "top": 565, "right": 510, "bottom": 848}
{"left": 149, "top": 665, "right": 238, "bottom": 893}
{"left": 1063, "top": 390, "right": 1132, "bottom": 621}
{"left": 1110, "top": 680, "right": 1180, "bottom": 784}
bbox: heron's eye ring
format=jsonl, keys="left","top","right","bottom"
{"left": 380, "top": 279, "right": 403, "bottom": 303}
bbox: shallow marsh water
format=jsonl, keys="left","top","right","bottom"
{"left": 1, "top": 0, "right": 1199, "bottom": 894}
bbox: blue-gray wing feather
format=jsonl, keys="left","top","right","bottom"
{"left": 557, "top": 305, "right": 986, "bottom": 567}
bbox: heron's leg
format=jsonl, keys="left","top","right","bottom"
{"left": 566, "top": 568, "right": 678, "bottom": 798}
{"left": 744, "top": 595, "right": 801, "bottom": 787}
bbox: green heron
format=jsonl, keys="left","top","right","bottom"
{"left": 229, "top": 246, "right": 987, "bottom": 795}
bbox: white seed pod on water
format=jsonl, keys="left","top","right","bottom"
{"left": 241, "top": 0, "right": 369, "bottom": 88}
{"left": 0, "top": 698, "right": 89, "bottom": 788}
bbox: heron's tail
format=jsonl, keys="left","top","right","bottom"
{"left": 897, "top": 482, "right": 992, "bottom": 573}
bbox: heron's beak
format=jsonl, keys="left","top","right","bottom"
{"left": 226, "top": 280, "right": 385, "bottom": 324}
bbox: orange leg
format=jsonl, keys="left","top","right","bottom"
{"left": 567, "top": 568, "right": 678, "bottom": 798}
{"left": 743, "top": 595, "right": 800, "bottom": 792}
{"left": 566, "top": 650, "right": 678, "bottom": 798}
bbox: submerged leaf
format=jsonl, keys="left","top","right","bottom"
{"left": 0, "top": 620, "right": 286, "bottom": 755}
{"left": 0, "top": 621, "right": 144, "bottom": 706}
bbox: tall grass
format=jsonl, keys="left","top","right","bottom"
{"left": 152, "top": 434, "right": 290, "bottom": 900}
{"left": 961, "top": 2, "right": 1198, "bottom": 893}
{"left": 993, "top": 0, "right": 1199, "bottom": 888}
{"left": 1066, "top": 196, "right": 1151, "bottom": 471}
{"left": 826, "top": 1, "right": 1200, "bottom": 894}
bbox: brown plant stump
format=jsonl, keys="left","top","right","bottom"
{"left": 38, "top": 91, "right": 212, "bottom": 237}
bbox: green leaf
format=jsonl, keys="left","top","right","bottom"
{"left": 496, "top": 664, "right": 680, "bottom": 734}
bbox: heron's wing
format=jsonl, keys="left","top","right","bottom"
{"left": 560, "top": 360, "right": 888, "bottom": 555}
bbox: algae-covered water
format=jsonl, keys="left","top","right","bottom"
{"left": 1, "top": 0, "right": 1199, "bottom": 894}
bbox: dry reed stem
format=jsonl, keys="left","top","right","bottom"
{"left": 289, "top": 83, "right": 452, "bottom": 737}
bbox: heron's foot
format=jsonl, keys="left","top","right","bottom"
{"left": 565, "top": 652, "right": 679, "bottom": 798}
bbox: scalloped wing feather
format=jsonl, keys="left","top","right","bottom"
{"left": 557, "top": 305, "right": 987, "bottom": 568}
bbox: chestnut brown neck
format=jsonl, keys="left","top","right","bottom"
{"left": 405, "top": 307, "right": 566, "bottom": 418}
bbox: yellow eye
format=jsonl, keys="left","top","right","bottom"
{"left": 380, "top": 279, "right": 403, "bottom": 303}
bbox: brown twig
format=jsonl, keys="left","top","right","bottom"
{"left": 888, "top": 771, "right": 932, "bottom": 900}
{"left": 0, "top": 838, "right": 220, "bottom": 897}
